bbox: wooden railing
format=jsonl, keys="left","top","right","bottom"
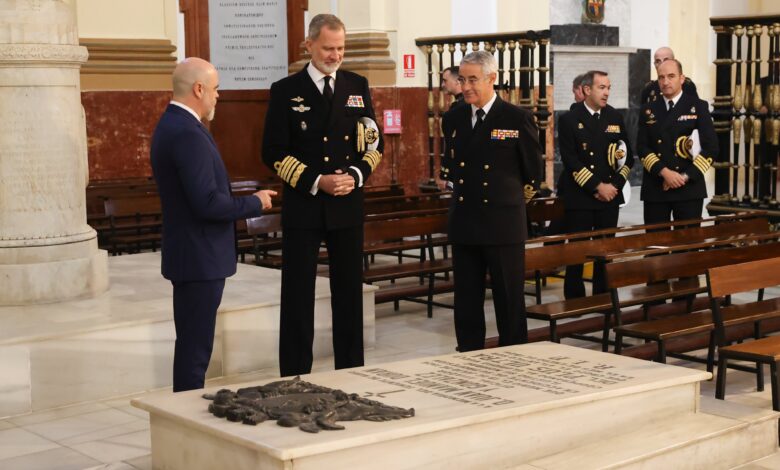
{"left": 709, "top": 15, "right": 780, "bottom": 218}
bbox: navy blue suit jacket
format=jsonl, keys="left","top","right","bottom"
{"left": 151, "top": 104, "right": 262, "bottom": 282}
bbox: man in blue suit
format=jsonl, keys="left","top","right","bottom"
{"left": 151, "top": 58, "right": 276, "bottom": 392}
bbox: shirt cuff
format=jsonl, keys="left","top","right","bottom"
{"left": 310, "top": 175, "right": 321, "bottom": 195}
{"left": 349, "top": 166, "right": 364, "bottom": 187}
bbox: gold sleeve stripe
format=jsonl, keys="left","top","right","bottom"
{"left": 693, "top": 155, "right": 713, "bottom": 175}
{"left": 285, "top": 162, "right": 302, "bottom": 183}
{"left": 573, "top": 168, "right": 593, "bottom": 187}
{"left": 642, "top": 153, "right": 660, "bottom": 172}
{"left": 278, "top": 156, "right": 297, "bottom": 181}
{"left": 280, "top": 159, "right": 299, "bottom": 183}
{"left": 289, "top": 162, "right": 307, "bottom": 188}
{"left": 676, "top": 136, "right": 691, "bottom": 159}
{"left": 363, "top": 150, "right": 382, "bottom": 171}
{"left": 278, "top": 160, "right": 293, "bottom": 182}
{"left": 619, "top": 165, "right": 631, "bottom": 179}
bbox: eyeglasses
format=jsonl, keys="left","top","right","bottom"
{"left": 457, "top": 76, "right": 490, "bottom": 86}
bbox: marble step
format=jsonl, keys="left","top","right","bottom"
{"left": 528, "top": 397, "right": 779, "bottom": 470}
{"left": 0, "top": 253, "right": 376, "bottom": 417}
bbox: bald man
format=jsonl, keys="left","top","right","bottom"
{"left": 640, "top": 47, "right": 698, "bottom": 104}
{"left": 151, "top": 58, "right": 276, "bottom": 392}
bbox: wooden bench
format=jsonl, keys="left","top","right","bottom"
{"left": 711, "top": 257, "right": 780, "bottom": 410}
{"left": 103, "top": 195, "right": 162, "bottom": 255}
{"left": 362, "top": 212, "right": 453, "bottom": 317}
{"left": 525, "top": 215, "right": 771, "bottom": 340}
{"left": 609, "top": 236, "right": 780, "bottom": 366}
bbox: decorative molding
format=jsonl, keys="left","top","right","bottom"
{"left": 289, "top": 31, "right": 396, "bottom": 86}
{"left": 79, "top": 38, "right": 177, "bottom": 91}
{"left": 0, "top": 44, "right": 87, "bottom": 64}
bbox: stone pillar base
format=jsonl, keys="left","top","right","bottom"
{"left": 0, "top": 244, "right": 109, "bottom": 306}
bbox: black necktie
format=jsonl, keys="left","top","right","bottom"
{"left": 668, "top": 100, "right": 674, "bottom": 111}
{"left": 474, "top": 108, "right": 485, "bottom": 129}
{"left": 323, "top": 76, "right": 334, "bottom": 104}
{"left": 593, "top": 111, "right": 600, "bottom": 121}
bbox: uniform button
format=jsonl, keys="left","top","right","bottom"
{"left": 458, "top": 196, "right": 464, "bottom": 202}
{"left": 344, "top": 135, "right": 349, "bottom": 141}
{"left": 346, "top": 156, "right": 350, "bottom": 160}
{"left": 590, "top": 165, "right": 595, "bottom": 169}
{"left": 483, "top": 182, "right": 488, "bottom": 186}
{"left": 484, "top": 164, "right": 490, "bottom": 170}
{"left": 675, "top": 166, "right": 680, "bottom": 170}
{"left": 589, "top": 151, "right": 594, "bottom": 156}
{"left": 323, "top": 136, "right": 329, "bottom": 142}
{"left": 657, "top": 139, "right": 662, "bottom": 144}
{"left": 460, "top": 162, "right": 465, "bottom": 167}
{"left": 324, "top": 156, "right": 329, "bottom": 162}
{"left": 458, "top": 179, "right": 464, "bottom": 184}
{"left": 483, "top": 199, "right": 488, "bottom": 203}
{"left": 658, "top": 153, "right": 662, "bottom": 157}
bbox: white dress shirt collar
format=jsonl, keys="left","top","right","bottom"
{"left": 307, "top": 62, "right": 337, "bottom": 94}
{"left": 583, "top": 101, "right": 601, "bottom": 116}
{"left": 170, "top": 101, "right": 201, "bottom": 122}
{"left": 666, "top": 90, "right": 683, "bottom": 110}
{"left": 471, "top": 92, "right": 498, "bottom": 119}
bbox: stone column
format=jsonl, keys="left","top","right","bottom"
{"left": 0, "top": 0, "right": 108, "bottom": 305}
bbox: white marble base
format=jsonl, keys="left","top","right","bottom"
{"left": 0, "top": 242, "right": 109, "bottom": 306}
{"left": 0, "top": 253, "right": 376, "bottom": 416}
{"left": 130, "top": 342, "right": 777, "bottom": 470}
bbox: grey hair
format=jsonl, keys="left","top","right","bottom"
{"left": 307, "top": 14, "right": 346, "bottom": 40}
{"left": 460, "top": 50, "right": 497, "bottom": 76}
{"left": 580, "top": 70, "right": 608, "bottom": 89}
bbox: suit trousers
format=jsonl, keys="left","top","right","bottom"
{"left": 279, "top": 225, "right": 364, "bottom": 377}
{"left": 643, "top": 199, "right": 704, "bottom": 226}
{"left": 563, "top": 206, "right": 620, "bottom": 299}
{"left": 452, "top": 243, "right": 527, "bottom": 352}
{"left": 172, "top": 279, "right": 225, "bottom": 392}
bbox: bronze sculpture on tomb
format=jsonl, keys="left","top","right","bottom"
{"left": 203, "top": 376, "right": 415, "bottom": 433}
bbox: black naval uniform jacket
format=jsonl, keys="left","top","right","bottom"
{"left": 557, "top": 102, "right": 634, "bottom": 210}
{"left": 441, "top": 96, "right": 543, "bottom": 245}
{"left": 637, "top": 92, "right": 718, "bottom": 202}
{"left": 640, "top": 77, "right": 698, "bottom": 104}
{"left": 262, "top": 66, "right": 383, "bottom": 229}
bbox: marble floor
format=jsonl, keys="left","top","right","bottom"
{"left": 2, "top": 187, "right": 780, "bottom": 469}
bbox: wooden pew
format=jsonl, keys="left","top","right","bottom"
{"left": 362, "top": 212, "right": 453, "bottom": 317}
{"left": 103, "top": 195, "right": 162, "bottom": 255}
{"left": 524, "top": 214, "right": 770, "bottom": 341}
{"left": 609, "top": 234, "right": 780, "bottom": 364}
{"left": 710, "top": 257, "right": 780, "bottom": 410}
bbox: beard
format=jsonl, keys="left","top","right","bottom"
{"left": 312, "top": 57, "right": 341, "bottom": 75}
{"left": 206, "top": 106, "right": 216, "bottom": 122}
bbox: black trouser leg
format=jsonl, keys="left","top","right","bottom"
{"left": 486, "top": 244, "right": 527, "bottom": 344}
{"left": 279, "top": 228, "right": 321, "bottom": 377}
{"left": 172, "top": 279, "right": 225, "bottom": 392}
{"left": 453, "top": 244, "right": 488, "bottom": 352}
{"left": 564, "top": 206, "right": 619, "bottom": 298}
{"left": 325, "top": 225, "right": 365, "bottom": 370}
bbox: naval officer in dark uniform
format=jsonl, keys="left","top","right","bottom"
{"left": 557, "top": 70, "right": 634, "bottom": 299}
{"left": 262, "top": 14, "right": 383, "bottom": 377}
{"left": 640, "top": 47, "right": 698, "bottom": 104}
{"left": 638, "top": 59, "right": 718, "bottom": 224}
{"left": 442, "top": 50, "right": 543, "bottom": 352}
